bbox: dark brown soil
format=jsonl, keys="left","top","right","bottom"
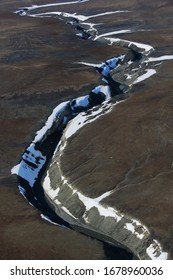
{"left": 1, "top": 0, "right": 173, "bottom": 259}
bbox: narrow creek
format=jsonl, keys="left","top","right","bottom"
{"left": 12, "top": 0, "right": 173, "bottom": 259}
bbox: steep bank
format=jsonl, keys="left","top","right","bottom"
{"left": 43, "top": 134, "right": 167, "bottom": 259}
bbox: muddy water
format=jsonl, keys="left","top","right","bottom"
{"left": 0, "top": 0, "right": 173, "bottom": 259}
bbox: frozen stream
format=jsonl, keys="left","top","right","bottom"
{"left": 12, "top": 0, "right": 173, "bottom": 259}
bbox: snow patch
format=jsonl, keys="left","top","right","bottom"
{"left": 77, "top": 61, "right": 103, "bottom": 67}
{"left": 95, "top": 190, "right": 113, "bottom": 202}
{"left": 147, "top": 55, "right": 173, "bottom": 62}
{"left": 43, "top": 172, "right": 60, "bottom": 200}
{"left": 16, "top": 0, "right": 89, "bottom": 13}
{"left": 72, "top": 95, "right": 90, "bottom": 108}
{"left": 133, "top": 69, "right": 156, "bottom": 84}
{"left": 42, "top": 171, "right": 51, "bottom": 191}
{"left": 41, "top": 214, "right": 63, "bottom": 226}
{"left": 12, "top": 144, "right": 46, "bottom": 187}
{"left": 11, "top": 164, "right": 20, "bottom": 175}
{"left": 125, "top": 221, "right": 147, "bottom": 240}
{"left": 97, "top": 56, "right": 124, "bottom": 76}
{"left": 92, "top": 85, "right": 111, "bottom": 100}
{"left": 88, "top": 10, "right": 129, "bottom": 20}
{"left": 146, "top": 242, "right": 168, "bottom": 260}
{"left": 64, "top": 102, "right": 113, "bottom": 139}
{"left": 61, "top": 206, "right": 77, "bottom": 219}
{"left": 33, "top": 102, "right": 69, "bottom": 143}
{"left": 77, "top": 191, "right": 123, "bottom": 222}
{"left": 103, "top": 37, "right": 154, "bottom": 54}
{"left": 94, "top": 29, "right": 132, "bottom": 40}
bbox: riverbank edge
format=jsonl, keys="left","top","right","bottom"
{"left": 42, "top": 131, "right": 168, "bottom": 260}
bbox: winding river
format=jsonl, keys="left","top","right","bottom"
{"left": 12, "top": 0, "right": 173, "bottom": 259}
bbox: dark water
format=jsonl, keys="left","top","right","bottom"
{"left": 104, "top": 243, "right": 133, "bottom": 260}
